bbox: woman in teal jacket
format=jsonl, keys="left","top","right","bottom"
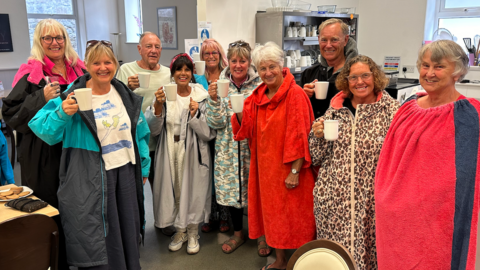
{"left": 29, "top": 41, "right": 150, "bottom": 269}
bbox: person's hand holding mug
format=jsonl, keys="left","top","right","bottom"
{"left": 303, "top": 79, "right": 317, "bottom": 98}
{"left": 208, "top": 80, "right": 218, "bottom": 101}
{"left": 153, "top": 87, "right": 166, "bottom": 116}
{"left": 312, "top": 119, "right": 324, "bottom": 138}
{"left": 62, "top": 92, "right": 79, "bottom": 116}
{"left": 127, "top": 74, "right": 140, "bottom": 90}
{"left": 189, "top": 97, "right": 199, "bottom": 117}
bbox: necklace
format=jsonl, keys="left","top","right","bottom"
{"left": 53, "top": 64, "right": 67, "bottom": 80}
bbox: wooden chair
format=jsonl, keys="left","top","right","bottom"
{"left": 287, "top": 239, "right": 358, "bottom": 270}
{"left": 0, "top": 214, "right": 59, "bottom": 270}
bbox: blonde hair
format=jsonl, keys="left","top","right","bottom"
{"left": 416, "top": 40, "right": 469, "bottom": 81}
{"left": 85, "top": 42, "right": 119, "bottom": 71}
{"left": 318, "top": 19, "right": 349, "bottom": 36}
{"left": 200, "top": 38, "right": 228, "bottom": 74}
{"left": 227, "top": 40, "right": 252, "bottom": 63}
{"left": 29, "top": 19, "right": 80, "bottom": 66}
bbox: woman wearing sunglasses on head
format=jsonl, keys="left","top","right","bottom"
{"left": 196, "top": 38, "right": 232, "bottom": 233}
{"left": 309, "top": 55, "right": 399, "bottom": 269}
{"left": 205, "top": 40, "right": 271, "bottom": 255}
{"left": 29, "top": 41, "right": 151, "bottom": 270}
{"left": 2, "top": 18, "right": 86, "bottom": 270}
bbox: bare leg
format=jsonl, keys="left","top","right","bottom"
{"left": 262, "top": 249, "right": 287, "bottom": 270}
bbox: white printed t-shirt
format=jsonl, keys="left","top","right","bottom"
{"left": 92, "top": 85, "right": 136, "bottom": 170}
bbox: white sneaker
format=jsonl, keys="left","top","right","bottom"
{"left": 169, "top": 232, "right": 187, "bottom": 252}
{"left": 187, "top": 234, "right": 200, "bottom": 254}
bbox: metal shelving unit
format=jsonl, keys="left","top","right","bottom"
{"left": 256, "top": 11, "right": 359, "bottom": 75}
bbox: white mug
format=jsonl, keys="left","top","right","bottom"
{"left": 286, "top": 27, "right": 293, "bottom": 37}
{"left": 295, "top": 50, "right": 301, "bottom": 59}
{"left": 138, "top": 72, "right": 150, "bottom": 88}
{"left": 192, "top": 53, "right": 201, "bottom": 61}
{"left": 292, "top": 27, "right": 298, "bottom": 37}
{"left": 164, "top": 84, "right": 177, "bottom": 101}
{"left": 314, "top": 81, "right": 329, "bottom": 100}
{"left": 306, "top": 56, "right": 312, "bottom": 66}
{"left": 285, "top": 56, "right": 292, "bottom": 68}
{"left": 217, "top": 79, "right": 230, "bottom": 98}
{"left": 324, "top": 120, "right": 339, "bottom": 141}
{"left": 195, "top": 61, "right": 206, "bottom": 75}
{"left": 299, "top": 26, "right": 306, "bottom": 37}
{"left": 71, "top": 88, "right": 92, "bottom": 111}
{"left": 300, "top": 56, "right": 308, "bottom": 67}
{"left": 230, "top": 94, "right": 244, "bottom": 113}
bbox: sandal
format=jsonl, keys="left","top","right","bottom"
{"left": 257, "top": 235, "right": 272, "bottom": 257}
{"left": 221, "top": 235, "right": 245, "bottom": 254}
{"left": 201, "top": 220, "right": 218, "bottom": 233}
{"left": 219, "top": 220, "right": 230, "bottom": 233}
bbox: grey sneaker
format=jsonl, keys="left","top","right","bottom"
{"left": 169, "top": 232, "right": 187, "bottom": 252}
{"left": 187, "top": 234, "right": 200, "bottom": 255}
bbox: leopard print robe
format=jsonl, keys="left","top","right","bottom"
{"left": 308, "top": 90, "right": 400, "bottom": 270}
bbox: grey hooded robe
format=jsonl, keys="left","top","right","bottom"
{"left": 145, "top": 84, "right": 216, "bottom": 229}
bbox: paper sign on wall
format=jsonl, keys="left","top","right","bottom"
{"left": 185, "top": 39, "right": 200, "bottom": 59}
{"left": 383, "top": 56, "right": 401, "bottom": 72}
{"left": 198, "top": 21, "right": 212, "bottom": 46}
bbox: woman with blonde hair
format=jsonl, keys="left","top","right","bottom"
{"left": 198, "top": 38, "right": 232, "bottom": 233}
{"left": 29, "top": 40, "right": 150, "bottom": 269}
{"left": 2, "top": 18, "right": 85, "bottom": 269}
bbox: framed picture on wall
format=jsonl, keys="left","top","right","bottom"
{"left": 157, "top": 6, "right": 177, "bottom": 50}
{"left": 0, "top": 14, "right": 13, "bottom": 52}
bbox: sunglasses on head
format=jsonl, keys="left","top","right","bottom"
{"left": 229, "top": 42, "right": 251, "bottom": 51}
{"left": 86, "top": 40, "right": 113, "bottom": 51}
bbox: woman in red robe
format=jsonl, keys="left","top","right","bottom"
{"left": 231, "top": 42, "right": 316, "bottom": 270}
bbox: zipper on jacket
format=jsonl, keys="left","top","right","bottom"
{"left": 348, "top": 110, "right": 356, "bottom": 255}
{"left": 237, "top": 141, "right": 242, "bottom": 205}
{"left": 100, "top": 159, "right": 107, "bottom": 237}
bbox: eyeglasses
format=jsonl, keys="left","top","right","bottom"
{"left": 203, "top": 51, "right": 219, "bottom": 57}
{"left": 86, "top": 40, "right": 113, "bottom": 51}
{"left": 229, "top": 42, "right": 251, "bottom": 51}
{"left": 41, "top": 36, "right": 65, "bottom": 44}
{"left": 347, "top": 72, "right": 373, "bottom": 82}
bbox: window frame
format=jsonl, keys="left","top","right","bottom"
{"left": 433, "top": 0, "right": 480, "bottom": 32}
{"left": 25, "top": 0, "right": 82, "bottom": 54}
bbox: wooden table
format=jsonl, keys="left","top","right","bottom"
{"left": 0, "top": 184, "right": 59, "bottom": 223}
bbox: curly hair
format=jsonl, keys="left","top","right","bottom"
{"left": 335, "top": 55, "right": 389, "bottom": 98}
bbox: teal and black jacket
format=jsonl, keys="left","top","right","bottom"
{"left": 28, "top": 74, "right": 150, "bottom": 267}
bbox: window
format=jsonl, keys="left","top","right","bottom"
{"left": 425, "top": 0, "right": 480, "bottom": 53}
{"left": 25, "top": 0, "right": 80, "bottom": 52}
{"left": 124, "top": 0, "right": 143, "bottom": 43}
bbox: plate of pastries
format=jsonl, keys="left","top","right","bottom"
{"left": 0, "top": 186, "right": 33, "bottom": 201}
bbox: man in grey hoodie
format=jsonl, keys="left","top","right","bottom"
{"left": 300, "top": 19, "right": 358, "bottom": 119}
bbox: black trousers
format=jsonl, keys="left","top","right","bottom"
{"left": 229, "top": 206, "right": 244, "bottom": 231}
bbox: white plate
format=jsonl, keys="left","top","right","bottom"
{"left": 0, "top": 186, "right": 34, "bottom": 202}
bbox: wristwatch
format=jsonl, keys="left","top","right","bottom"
{"left": 291, "top": 168, "right": 299, "bottom": 174}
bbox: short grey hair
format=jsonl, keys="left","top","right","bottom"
{"left": 318, "top": 19, "right": 349, "bottom": 36}
{"left": 139, "top": 31, "right": 162, "bottom": 48}
{"left": 416, "top": 40, "right": 469, "bottom": 81}
{"left": 252, "top": 42, "right": 284, "bottom": 69}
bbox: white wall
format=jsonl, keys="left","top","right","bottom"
{"left": 0, "top": 0, "right": 30, "bottom": 70}
{"left": 357, "top": 0, "right": 427, "bottom": 79}
{"left": 205, "top": 0, "right": 359, "bottom": 51}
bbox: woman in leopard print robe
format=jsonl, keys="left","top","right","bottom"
{"left": 309, "top": 55, "right": 399, "bottom": 270}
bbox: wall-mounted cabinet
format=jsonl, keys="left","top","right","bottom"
{"left": 255, "top": 11, "right": 359, "bottom": 76}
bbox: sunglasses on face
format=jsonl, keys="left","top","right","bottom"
{"left": 42, "top": 36, "right": 65, "bottom": 44}
{"left": 86, "top": 40, "right": 113, "bottom": 51}
{"left": 229, "top": 42, "right": 251, "bottom": 51}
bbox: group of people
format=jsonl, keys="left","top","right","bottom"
{"left": 2, "top": 17, "right": 480, "bottom": 270}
